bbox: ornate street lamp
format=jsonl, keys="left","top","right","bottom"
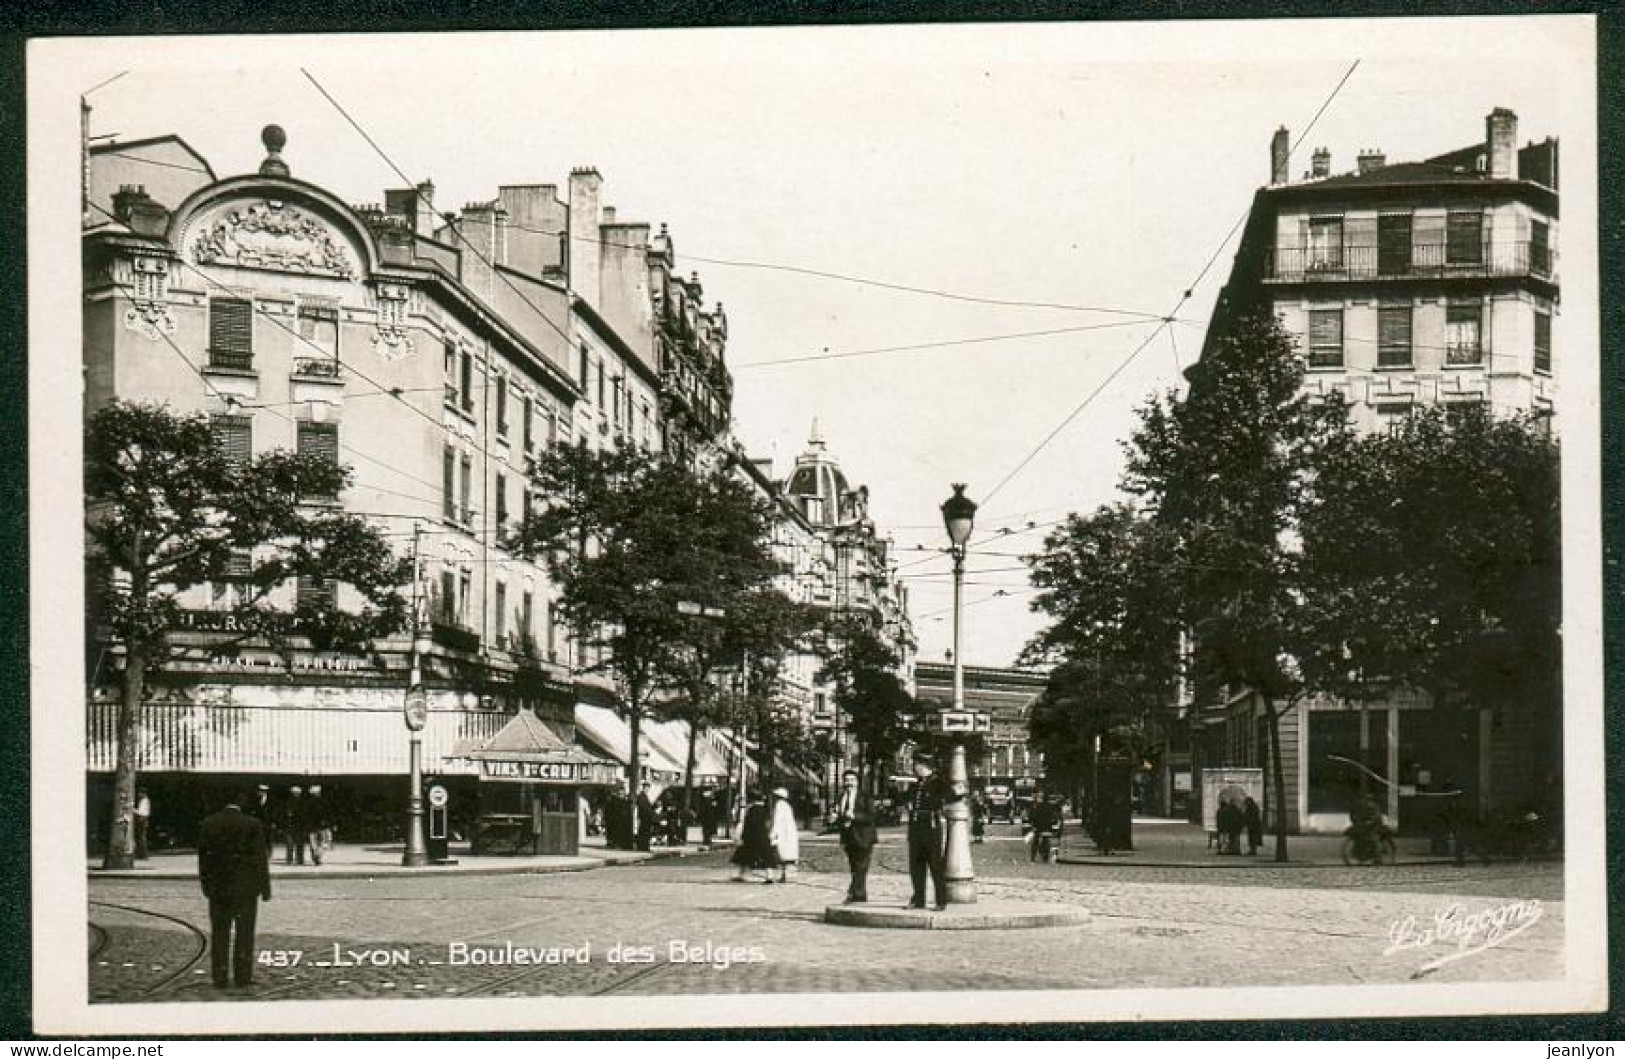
{"left": 939, "top": 483, "right": 978, "bottom": 903}
{"left": 401, "top": 522, "right": 430, "bottom": 867}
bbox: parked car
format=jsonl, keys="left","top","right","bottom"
{"left": 984, "top": 785, "right": 1015, "bottom": 823}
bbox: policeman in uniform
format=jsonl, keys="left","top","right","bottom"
{"left": 905, "top": 750, "right": 965, "bottom": 910}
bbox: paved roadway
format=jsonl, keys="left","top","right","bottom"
{"left": 89, "top": 825, "right": 1564, "bottom": 1004}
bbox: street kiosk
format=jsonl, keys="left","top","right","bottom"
{"left": 462, "top": 708, "right": 620, "bottom": 855}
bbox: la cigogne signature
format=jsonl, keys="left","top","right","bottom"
{"left": 1384, "top": 898, "right": 1543, "bottom": 974}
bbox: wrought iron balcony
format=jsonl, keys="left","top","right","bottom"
{"left": 292, "top": 355, "right": 343, "bottom": 380}
{"left": 1265, "top": 240, "right": 1556, "bottom": 284}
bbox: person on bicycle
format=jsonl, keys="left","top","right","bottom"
{"left": 1029, "top": 794, "right": 1061, "bottom": 863}
{"left": 1348, "top": 793, "right": 1386, "bottom": 860}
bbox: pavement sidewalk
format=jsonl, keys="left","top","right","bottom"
{"left": 1055, "top": 819, "right": 1464, "bottom": 867}
{"left": 88, "top": 833, "right": 736, "bottom": 881}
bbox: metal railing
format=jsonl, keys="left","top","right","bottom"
{"left": 292, "top": 355, "right": 342, "bottom": 379}
{"left": 207, "top": 348, "right": 254, "bottom": 372}
{"left": 1266, "top": 240, "right": 1555, "bottom": 283}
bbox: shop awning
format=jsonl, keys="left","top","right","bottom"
{"left": 643, "top": 720, "right": 731, "bottom": 781}
{"left": 573, "top": 704, "right": 686, "bottom": 785}
{"left": 459, "top": 708, "right": 620, "bottom": 786}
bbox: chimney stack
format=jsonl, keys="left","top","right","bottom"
{"left": 1356, "top": 148, "right": 1386, "bottom": 175}
{"left": 1486, "top": 107, "right": 1517, "bottom": 179}
{"left": 1310, "top": 147, "right": 1331, "bottom": 179}
{"left": 1270, "top": 126, "right": 1290, "bottom": 185}
{"left": 602, "top": 206, "right": 616, "bottom": 224}
{"left": 568, "top": 166, "right": 603, "bottom": 308}
{"left": 383, "top": 181, "right": 437, "bottom": 239}
{"left": 112, "top": 184, "right": 170, "bottom": 236}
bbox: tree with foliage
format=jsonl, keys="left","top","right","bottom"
{"left": 515, "top": 442, "right": 791, "bottom": 797}
{"left": 1123, "top": 311, "right": 1347, "bottom": 860}
{"left": 86, "top": 401, "right": 410, "bottom": 869}
{"left": 816, "top": 615, "right": 915, "bottom": 795}
{"left": 1022, "top": 504, "right": 1184, "bottom": 815}
{"left": 1298, "top": 405, "right": 1562, "bottom": 793}
{"left": 664, "top": 587, "right": 819, "bottom": 825}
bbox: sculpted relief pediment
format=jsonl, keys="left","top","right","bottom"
{"left": 191, "top": 198, "right": 356, "bottom": 278}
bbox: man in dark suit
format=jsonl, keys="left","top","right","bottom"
{"left": 634, "top": 783, "right": 656, "bottom": 852}
{"left": 905, "top": 752, "right": 964, "bottom": 910}
{"left": 833, "top": 770, "right": 878, "bottom": 903}
{"left": 197, "top": 789, "right": 272, "bottom": 989}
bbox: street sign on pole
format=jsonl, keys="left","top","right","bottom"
{"left": 939, "top": 711, "right": 977, "bottom": 733}
{"left": 973, "top": 713, "right": 992, "bottom": 733}
{"left": 404, "top": 686, "right": 428, "bottom": 732}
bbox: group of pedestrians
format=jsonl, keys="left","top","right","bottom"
{"left": 729, "top": 786, "right": 801, "bottom": 883}
{"left": 1214, "top": 795, "right": 1264, "bottom": 856}
{"left": 599, "top": 782, "right": 659, "bottom": 851}
{"left": 239, "top": 783, "right": 331, "bottom": 865}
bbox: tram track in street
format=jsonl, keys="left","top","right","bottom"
{"left": 89, "top": 900, "right": 211, "bottom": 997}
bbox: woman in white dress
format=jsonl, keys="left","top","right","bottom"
{"left": 768, "top": 786, "right": 800, "bottom": 882}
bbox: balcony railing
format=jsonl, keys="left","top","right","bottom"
{"left": 1265, "top": 240, "right": 1556, "bottom": 284}
{"left": 292, "top": 356, "right": 342, "bottom": 379}
{"left": 207, "top": 348, "right": 254, "bottom": 372}
{"left": 430, "top": 621, "right": 481, "bottom": 653}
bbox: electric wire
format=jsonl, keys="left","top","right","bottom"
{"left": 974, "top": 58, "right": 1362, "bottom": 512}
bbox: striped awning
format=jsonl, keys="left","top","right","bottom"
{"left": 642, "top": 719, "right": 730, "bottom": 780}
{"left": 86, "top": 697, "right": 506, "bottom": 776}
{"left": 573, "top": 704, "right": 685, "bottom": 784}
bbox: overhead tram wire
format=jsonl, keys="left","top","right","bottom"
{"left": 496, "top": 216, "right": 1177, "bottom": 321}
{"left": 85, "top": 205, "right": 459, "bottom": 513}
{"left": 86, "top": 266, "right": 446, "bottom": 514}
{"left": 734, "top": 317, "right": 1164, "bottom": 370}
{"left": 974, "top": 58, "right": 1362, "bottom": 512}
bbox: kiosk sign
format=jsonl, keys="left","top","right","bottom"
{"left": 404, "top": 686, "right": 428, "bottom": 732}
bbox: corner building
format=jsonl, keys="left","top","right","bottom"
{"left": 82, "top": 124, "right": 748, "bottom": 852}
{"left": 1193, "top": 107, "right": 1560, "bottom": 835}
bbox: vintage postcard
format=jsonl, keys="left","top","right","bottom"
{"left": 28, "top": 14, "right": 1606, "bottom": 1035}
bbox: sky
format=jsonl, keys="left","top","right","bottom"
{"left": 39, "top": 15, "right": 1595, "bottom": 668}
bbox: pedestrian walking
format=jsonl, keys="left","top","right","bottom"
{"left": 280, "top": 786, "right": 308, "bottom": 865}
{"left": 833, "top": 770, "right": 878, "bottom": 903}
{"left": 1243, "top": 796, "right": 1264, "bottom": 856}
{"left": 730, "top": 790, "right": 779, "bottom": 882}
{"left": 133, "top": 788, "right": 152, "bottom": 860}
{"left": 904, "top": 751, "right": 963, "bottom": 910}
{"left": 300, "top": 785, "right": 329, "bottom": 866}
{"left": 769, "top": 786, "right": 800, "bottom": 882}
{"left": 698, "top": 788, "right": 717, "bottom": 847}
{"left": 604, "top": 785, "right": 632, "bottom": 849}
{"left": 1216, "top": 798, "right": 1243, "bottom": 856}
{"left": 970, "top": 793, "right": 987, "bottom": 844}
{"left": 197, "top": 788, "right": 272, "bottom": 989}
{"left": 634, "top": 783, "right": 656, "bottom": 852}
{"left": 244, "top": 784, "right": 273, "bottom": 854}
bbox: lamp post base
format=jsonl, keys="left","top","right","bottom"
{"left": 941, "top": 739, "right": 976, "bottom": 904}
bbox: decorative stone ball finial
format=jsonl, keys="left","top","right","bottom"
{"left": 259, "top": 124, "right": 290, "bottom": 177}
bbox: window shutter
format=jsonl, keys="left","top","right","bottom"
{"left": 208, "top": 298, "right": 253, "bottom": 369}
{"left": 210, "top": 414, "right": 252, "bottom": 466}
{"left": 460, "top": 454, "right": 473, "bottom": 523}
{"left": 297, "top": 421, "right": 339, "bottom": 463}
{"left": 296, "top": 421, "right": 340, "bottom": 501}
{"left": 442, "top": 447, "right": 456, "bottom": 521}
{"left": 1309, "top": 309, "right": 1341, "bottom": 346}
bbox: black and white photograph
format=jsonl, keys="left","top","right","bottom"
{"left": 26, "top": 12, "right": 1607, "bottom": 1035}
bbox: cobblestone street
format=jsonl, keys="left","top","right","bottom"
{"left": 89, "top": 825, "right": 1565, "bottom": 1004}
